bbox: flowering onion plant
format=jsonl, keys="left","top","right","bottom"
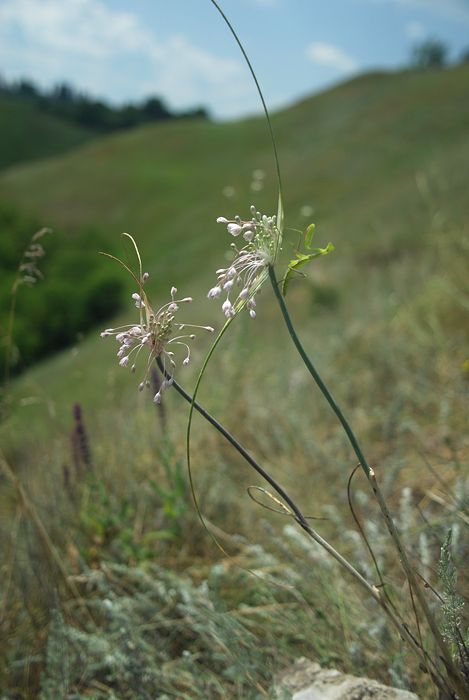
{"left": 208, "top": 205, "right": 282, "bottom": 319}
{"left": 100, "top": 233, "right": 213, "bottom": 404}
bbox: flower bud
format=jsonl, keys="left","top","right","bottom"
{"left": 227, "top": 223, "right": 242, "bottom": 236}
{"left": 208, "top": 286, "right": 222, "bottom": 299}
{"left": 222, "top": 300, "right": 235, "bottom": 318}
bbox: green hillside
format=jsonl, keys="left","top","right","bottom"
{"left": 0, "top": 94, "right": 97, "bottom": 170}
{"left": 2, "top": 65, "right": 468, "bottom": 255}
{"left": 1, "top": 65, "right": 468, "bottom": 437}
{"left": 1, "top": 66, "right": 469, "bottom": 698}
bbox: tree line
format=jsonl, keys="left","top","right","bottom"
{"left": 0, "top": 76, "right": 209, "bottom": 133}
{"left": 410, "top": 38, "right": 469, "bottom": 69}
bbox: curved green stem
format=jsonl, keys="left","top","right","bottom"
{"left": 209, "top": 0, "right": 283, "bottom": 198}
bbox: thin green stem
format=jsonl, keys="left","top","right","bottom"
{"left": 209, "top": 0, "right": 282, "bottom": 198}
{"left": 158, "top": 357, "right": 306, "bottom": 529}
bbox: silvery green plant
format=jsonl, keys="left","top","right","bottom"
{"left": 438, "top": 531, "right": 469, "bottom": 675}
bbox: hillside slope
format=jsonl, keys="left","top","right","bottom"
{"left": 1, "top": 65, "right": 468, "bottom": 439}
{"left": 2, "top": 66, "right": 468, "bottom": 258}
{"left": 0, "top": 94, "right": 96, "bottom": 170}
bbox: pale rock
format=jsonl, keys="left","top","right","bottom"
{"left": 273, "top": 658, "right": 419, "bottom": 700}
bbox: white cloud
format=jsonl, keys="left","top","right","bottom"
{"left": 0, "top": 0, "right": 246, "bottom": 117}
{"left": 405, "top": 20, "right": 426, "bottom": 38}
{"left": 306, "top": 42, "right": 359, "bottom": 72}
{"left": 0, "top": 0, "right": 145, "bottom": 59}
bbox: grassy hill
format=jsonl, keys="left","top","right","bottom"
{"left": 2, "top": 65, "right": 468, "bottom": 257}
{"left": 1, "top": 66, "right": 468, "bottom": 697}
{"left": 1, "top": 65, "right": 468, "bottom": 431}
{"left": 0, "top": 93, "right": 96, "bottom": 170}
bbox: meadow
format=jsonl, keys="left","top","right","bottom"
{"left": 0, "top": 64, "right": 468, "bottom": 698}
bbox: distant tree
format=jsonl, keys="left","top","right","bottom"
{"left": 411, "top": 39, "right": 448, "bottom": 69}
{"left": 0, "top": 74, "right": 209, "bottom": 132}
{"left": 141, "top": 97, "right": 171, "bottom": 121}
{"left": 117, "top": 104, "right": 140, "bottom": 129}
{"left": 14, "top": 79, "right": 39, "bottom": 98}
{"left": 460, "top": 47, "right": 469, "bottom": 64}
{"left": 52, "top": 83, "right": 76, "bottom": 103}
{"left": 179, "top": 106, "right": 210, "bottom": 121}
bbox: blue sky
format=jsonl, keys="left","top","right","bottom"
{"left": 0, "top": 0, "right": 468, "bottom": 119}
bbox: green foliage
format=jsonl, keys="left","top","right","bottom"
{"left": 282, "top": 223, "right": 334, "bottom": 296}
{"left": 0, "top": 93, "right": 93, "bottom": 171}
{"left": 79, "top": 479, "right": 155, "bottom": 564}
{"left": 0, "top": 203, "right": 125, "bottom": 376}
{"left": 39, "top": 607, "right": 71, "bottom": 700}
{"left": 438, "top": 530, "right": 468, "bottom": 660}
{"left": 411, "top": 39, "right": 448, "bottom": 69}
{"left": 148, "top": 441, "right": 190, "bottom": 540}
{"left": 35, "top": 562, "right": 281, "bottom": 699}
{"left": 78, "top": 445, "right": 192, "bottom": 565}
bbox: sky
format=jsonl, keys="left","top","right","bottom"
{"left": 0, "top": 0, "right": 468, "bottom": 120}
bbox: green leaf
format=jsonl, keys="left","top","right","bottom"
{"left": 282, "top": 242, "right": 334, "bottom": 296}
{"left": 141, "top": 530, "right": 175, "bottom": 543}
{"left": 304, "top": 223, "right": 316, "bottom": 249}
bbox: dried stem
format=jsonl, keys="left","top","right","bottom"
{"left": 0, "top": 449, "right": 93, "bottom": 624}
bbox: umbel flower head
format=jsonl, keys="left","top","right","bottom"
{"left": 101, "top": 234, "right": 213, "bottom": 403}
{"left": 208, "top": 205, "right": 281, "bottom": 319}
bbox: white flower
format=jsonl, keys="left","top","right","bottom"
{"left": 101, "top": 262, "right": 213, "bottom": 401}
{"left": 222, "top": 299, "right": 235, "bottom": 318}
{"left": 207, "top": 285, "right": 222, "bottom": 299}
{"left": 208, "top": 205, "right": 281, "bottom": 319}
{"left": 227, "top": 223, "right": 242, "bottom": 236}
